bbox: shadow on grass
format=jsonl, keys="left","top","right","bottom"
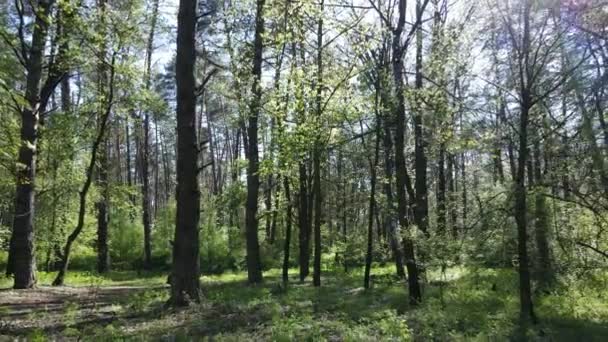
{"left": 2, "top": 266, "right": 607, "bottom": 340}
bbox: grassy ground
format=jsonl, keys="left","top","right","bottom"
{"left": 0, "top": 265, "right": 607, "bottom": 341}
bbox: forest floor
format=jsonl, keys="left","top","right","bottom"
{"left": 0, "top": 266, "right": 607, "bottom": 341}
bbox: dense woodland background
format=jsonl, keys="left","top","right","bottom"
{"left": 1, "top": 0, "right": 608, "bottom": 339}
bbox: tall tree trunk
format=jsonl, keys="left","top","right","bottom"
{"left": 282, "top": 178, "right": 293, "bottom": 285}
{"left": 460, "top": 151, "right": 467, "bottom": 226}
{"left": 96, "top": 142, "right": 110, "bottom": 274}
{"left": 154, "top": 120, "right": 161, "bottom": 213}
{"left": 96, "top": 148, "right": 110, "bottom": 273}
{"left": 413, "top": 0, "right": 429, "bottom": 237}
{"left": 364, "top": 107, "right": 381, "bottom": 290}
{"left": 393, "top": 0, "right": 423, "bottom": 305}
{"left": 534, "top": 136, "right": 553, "bottom": 287}
{"left": 437, "top": 143, "right": 447, "bottom": 234}
{"left": 170, "top": 0, "right": 201, "bottom": 305}
{"left": 9, "top": 0, "right": 55, "bottom": 288}
{"left": 292, "top": 38, "right": 311, "bottom": 281}
{"left": 382, "top": 111, "right": 405, "bottom": 278}
{"left": 494, "top": 101, "right": 506, "bottom": 184}
{"left": 95, "top": 0, "right": 110, "bottom": 274}
{"left": 515, "top": 103, "right": 535, "bottom": 322}
{"left": 229, "top": 129, "right": 241, "bottom": 229}
{"left": 298, "top": 163, "right": 310, "bottom": 280}
{"left": 270, "top": 175, "right": 280, "bottom": 244}
{"left": 265, "top": 33, "right": 287, "bottom": 245}
{"left": 312, "top": 0, "right": 324, "bottom": 287}
{"left": 126, "top": 118, "right": 133, "bottom": 189}
{"left": 244, "top": 0, "right": 266, "bottom": 284}
{"left": 447, "top": 153, "right": 458, "bottom": 238}
{"left": 514, "top": 0, "right": 536, "bottom": 323}
{"left": 141, "top": 0, "right": 160, "bottom": 269}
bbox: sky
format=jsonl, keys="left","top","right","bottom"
{"left": 152, "top": 0, "right": 179, "bottom": 69}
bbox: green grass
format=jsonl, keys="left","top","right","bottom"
{"left": 0, "top": 269, "right": 167, "bottom": 288}
{"left": 1, "top": 265, "right": 607, "bottom": 341}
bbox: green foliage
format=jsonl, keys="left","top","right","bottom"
{"left": 154, "top": 199, "right": 248, "bottom": 274}
{"left": 200, "top": 209, "right": 237, "bottom": 274}
{"left": 109, "top": 210, "right": 144, "bottom": 268}
{"left": 26, "top": 329, "right": 47, "bottom": 342}
{"left": 151, "top": 203, "right": 175, "bottom": 267}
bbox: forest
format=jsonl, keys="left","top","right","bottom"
{"left": 1, "top": 0, "right": 608, "bottom": 340}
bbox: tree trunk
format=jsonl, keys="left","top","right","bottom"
{"left": 364, "top": 110, "right": 381, "bottom": 290}
{"left": 393, "top": 0, "right": 422, "bottom": 305}
{"left": 154, "top": 119, "right": 161, "bottom": 213}
{"left": 437, "top": 143, "right": 447, "bottom": 234}
{"left": 413, "top": 0, "right": 429, "bottom": 237}
{"left": 312, "top": 0, "right": 324, "bottom": 288}
{"left": 96, "top": 142, "right": 110, "bottom": 274}
{"left": 298, "top": 163, "right": 310, "bottom": 281}
{"left": 141, "top": 0, "right": 160, "bottom": 269}
{"left": 447, "top": 153, "right": 458, "bottom": 238}
{"left": 126, "top": 118, "right": 133, "bottom": 190}
{"left": 515, "top": 102, "right": 535, "bottom": 322}
{"left": 170, "top": 0, "right": 201, "bottom": 305}
{"left": 244, "top": 0, "right": 266, "bottom": 284}
{"left": 95, "top": 0, "right": 110, "bottom": 274}
{"left": 494, "top": 101, "right": 506, "bottom": 184}
{"left": 282, "top": 178, "right": 293, "bottom": 285}
{"left": 381, "top": 112, "right": 405, "bottom": 278}
{"left": 270, "top": 175, "right": 280, "bottom": 244}
{"left": 533, "top": 138, "right": 553, "bottom": 288}
{"left": 9, "top": 0, "right": 55, "bottom": 289}
{"left": 514, "top": 0, "right": 535, "bottom": 323}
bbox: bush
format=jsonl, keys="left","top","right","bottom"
{"left": 110, "top": 208, "right": 144, "bottom": 268}
{"left": 0, "top": 249, "right": 7, "bottom": 272}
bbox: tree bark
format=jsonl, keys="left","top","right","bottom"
{"left": 96, "top": 142, "right": 110, "bottom": 274}
{"left": 381, "top": 110, "right": 405, "bottom": 278}
{"left": 170, "top": 0, "right": 201, "bottom": 305}
{"left": 141, "top": 0, "right": 160, "bottom": 269}
{"left": 515, "top": 102, "right": 535, "bottom": 323}
{"left": 244, "top": 0, "right": 266, "bottom": 284}
{"left": 393, "top": 0, "right": 423, "bottom": 305}
{"left": 413, "top": 0, "right": 429, "bottom": 237}
{"left": 282, "top": 178, "right": 293, "bottom": 285}
{"left": 533, "top": 135, "right": 553, "bottom": 287}
{"left": 437, "top": 143, "right": 447, "bottom": 234}
{"left": 9, "top": 0, "right": 55, "bottom": 289}
{"left": 364, "top": 106, "right": 381, "bottom": 290}
{"left": 312, "top": 0, "right": 324, "bottom": 288}
{"left": 513, "top": 0, "right": 536, "bottom": 323}
{"left": 447, "top": 153, "right": 458, "bottom": 238}
{"left": 95, "top": 0, "right": 110, "bottom": 275}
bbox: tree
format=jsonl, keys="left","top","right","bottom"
{"left": 493, "top": 0, "right": 582, "bottom": 323}
{"left": 53, "top": 40, "right": 119, "bottom": 286}
{"left": 390, "top": 0, "right": 429, "bottom": 305}
{"left": 244, "top": 0, "right": 266, "bottom": 284}
{"left": 96, "top": 0, "right": 111, "bottom": 275}
{"left": 312, "top": 0, "right": 324, "bottom": 288}
{"left": 8, "top": 0, "right": 57, "bottom": 289}
{"left": 140, "top": 0, "right": 161, "bottom": 269}
{"left": 171, "top": 0, "right": 201, "bottom": 305}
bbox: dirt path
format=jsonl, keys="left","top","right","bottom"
{"left": 0, "top": 285, "right": 168, "bottom": 338}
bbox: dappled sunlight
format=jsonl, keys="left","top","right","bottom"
{"left": 1, "top": 266, "right": 607, "bottom": 340}
{"left": 1, "top": 0, "right": 607, "bottom": 340}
